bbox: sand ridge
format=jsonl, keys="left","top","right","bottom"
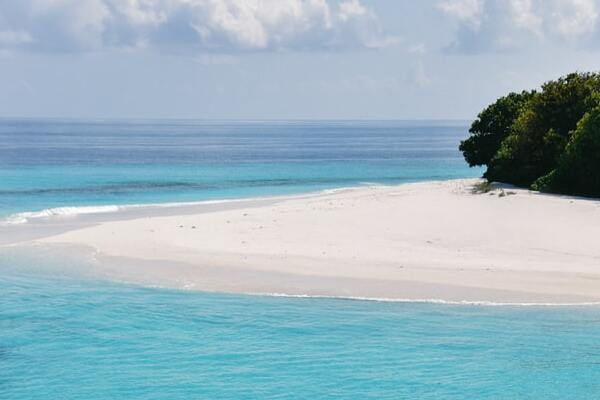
{"left": 31, "top": 179, "right": 600, "bottom": 303}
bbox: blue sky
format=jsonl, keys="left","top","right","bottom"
{"left": 1, "top": 0, "right": 600, "bottom": 120}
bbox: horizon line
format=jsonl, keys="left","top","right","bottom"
{"left": 0, "top": 116, "right": 473, "bottom": 123}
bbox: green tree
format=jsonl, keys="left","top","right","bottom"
{"left": 459, "top": 91, "right": 533, "bottom": 167}
{"left": 533, "top": 105, "right": 600, "bottom": 197}
{"left": 485, "top": 72, "right": 600, "bottom": 186}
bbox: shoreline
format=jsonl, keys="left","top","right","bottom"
{"left": 4, "top": 178, "right": 600, "bottom": 304}
{"left": 1, "top": 182, "right": 407, "bottom": 227}
{"left": 6, "top": 241, "right": 600, "bottom": 306}
{"left": 0, "top": 185, "right": 378, "bottom": 246}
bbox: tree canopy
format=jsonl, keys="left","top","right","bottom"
{"left": 460, "top": 72, "right": 600, "bottom": 197}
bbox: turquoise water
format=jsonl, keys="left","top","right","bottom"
{"left": 2, "top": 251, "right": 600, "bottom": 399}
{"left": 0, "top": 119, "right": 480, "bottom": 219}
{"left": 2, "top": 120, "right": 599, "bottom": 398}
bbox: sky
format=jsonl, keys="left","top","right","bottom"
{"left": 1, "top": 0, "right": 600, "bottom": 120}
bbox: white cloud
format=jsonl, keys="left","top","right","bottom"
{"left": 550, "top": 0, "right": 598, "bottom": 38}
{"left": 0, "top": 0, "right": 394, "bottom": 53}
{"left": 116, "top": 0, "right": 170, "bottom": 26}
{"left": 438, "top": 0, "right": 484, "bottom": 28}
{"left": 439, "top": 0, "right": 600, "bottom": 53}
{"left": 187, "top": 0, "right": 335, "bottom": 50}
{"left": 508, "top": 0, "right": 543, "bottom": 37}
{"left": 338, "top": 0, "right": 367, "bottom": 22}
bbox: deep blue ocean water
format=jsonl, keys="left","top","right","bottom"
{"left": 2, "top": 120, "right": 599, "bottom": 399}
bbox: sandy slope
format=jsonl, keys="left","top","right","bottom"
{"left": 36, "top": 179, "right": 600, "bottom": 303}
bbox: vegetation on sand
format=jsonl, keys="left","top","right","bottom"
{"left": 460, "top": 72, "right": 600, "bottom": 197}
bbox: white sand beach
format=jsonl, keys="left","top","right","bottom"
{"left": 19, "top": 178, "right": 600, "bottom": 303}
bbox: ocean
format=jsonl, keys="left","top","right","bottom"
{"left": 1, "top": 119, "right": 599, "bottom": 399}
{"left": 0, "top": 119, "right": 477, "bottom": 221}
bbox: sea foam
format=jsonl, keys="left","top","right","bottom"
{"left": 0, "top": 199, "right": 241, "bottom": 226}
{"left": 0, "top": 185, "right": 372, "bottom": 226}
{"left": 251, "top": 292, "right": 600, "bottom": 307}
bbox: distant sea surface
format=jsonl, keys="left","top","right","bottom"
{"left": 0, "top": 119, "right": 479, "bottom": 220}
{"left": 2, "top": 120, "right": 599, "bottom": 399}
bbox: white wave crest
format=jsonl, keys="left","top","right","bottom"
{"left": 1, "top": 205, "right": 124, "bottom": 225}
{"left": 250, "top": 292, "right": 600, "bottom": 307}
{"left": 0, "top": 180, "right": 472, "bottom": 226}
{"left": 0, "top": 199, "right": 240, "bottom": 226}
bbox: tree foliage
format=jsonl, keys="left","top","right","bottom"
{"left": 459, "top": 91, "right": 533, "bottom": 167}
{"left": 532, "top": 106, "right": 600, "bottom": 196}
{"left": 460, "top": 72, "right": 600, "bottom": 197}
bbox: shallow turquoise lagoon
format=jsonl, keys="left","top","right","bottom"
{"left": 2, "top": 254, "right": 600, "bottom": 400}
